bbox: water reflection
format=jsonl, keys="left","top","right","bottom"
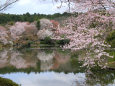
{"left": 1, "top": 71, "right": 115, "bottom": 86}
{"left": 85, "top": 70, "right": 115, "bottom": 86}
{"left": 37, "top": 51, "right": 54, "bottom": 71}
{"left": 0, "top": 49, "right": 72, "bottom": 72}
{"left": 0, "top": 49, "right": 38, "bottom": 69}
{"left": 1, "top": 72, "right": 85, "bottom": 86}
{"left": 0, "top": 49, "right": 115, "bottom": 86}
{"left": 78, "top": 48, "right": 112, "bottom": 69}
{"left": 0, "top": 50, "right": 9, "bottom": 68}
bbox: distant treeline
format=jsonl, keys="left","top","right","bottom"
{"left": 0, "top": 12, "right": 78, "bottom": 24}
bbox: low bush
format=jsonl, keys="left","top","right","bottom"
{"left": 56, "top": 39, "right": 70, "bottom": 45}
{"left": 106, "top": 30, "right": 115, "bottom": 48}
{"left": 40, "top": 37, "right": 54, "bottom": 45}
{"left": 40, "top": 37, "right": 70, "bottom": 46}
{"left": 0, "top": 77, "right": 19, "bottom": 86}
{"left": 8, "top": 21, "right": 14, "bottom": 25}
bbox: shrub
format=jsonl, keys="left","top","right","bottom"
{"left": 40, "top": 37, "right": 54, "bottom": 45}
{"left": 13, "top": 34, "right": 38, "bottom": 49}
{"left": 0, "top": 77, "right": 19, "bottom": 86}
{"left": 110, "top": 39, "right": 115, "bottom": 48}
{"left": 36, "top": 19, "right": 40, "bottom": 30}
{"left": 8, "top": 21, "right": 14, "bottom": 25}
{"left": 106, "top": 30, "right": 115, "bottom": 48}
{"left": 56, "top": 39, "right": 70, "bottom": 45}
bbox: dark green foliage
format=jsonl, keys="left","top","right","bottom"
{"left": 0, "top": 12, "right": 74, "bottom": 24}
{"left": 44, "top": 49, "right": 53, "bottom": 54}
{"left": 56, "top": 39, "right": 70, "bottom": 45}
{"left": 40, "top": 37, "right": 54, "bottom": 45}
{"left": 106, "top": 30, "right": 115, "bottom": 48}
{"left": 23, "top": 12, "right": 34, "bottom": 22}
{"left": 36, "top": 19, "right": 40, "bottom": 30}
{"left": 105, "top": 50, "right": 115, "bottom": 65}
{"left": 0, "top": 77, "right": 19, "bottom": 86}
{"left": 40, "top": 37, "right": 70, "bottom": 47}
{"left": 71, "top": 52, "right": 79, "bottom": 58}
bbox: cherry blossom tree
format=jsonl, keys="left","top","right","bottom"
{"left": 52, "top": 10, "right": 115, "bottom": 68}
{"left": 53, "top": 0, "right": 115, "bottom": 11}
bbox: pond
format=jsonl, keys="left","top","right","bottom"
{"left": 0, "top": 48, "right": 115, "bottom": 86}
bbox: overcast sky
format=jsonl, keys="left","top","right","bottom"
{"left": 1, "top": 72, "right": 86, "bottom": 86}
{"left": 3, "top": 0, "right": 69, "bottom": 14}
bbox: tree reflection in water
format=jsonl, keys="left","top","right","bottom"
{"left": 0, "top": 49, "right": 115, "bottom": 86}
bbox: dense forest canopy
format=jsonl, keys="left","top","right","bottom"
{"left": 0, "top": 12, "right": 75, "bottom": 24}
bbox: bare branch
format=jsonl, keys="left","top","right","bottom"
{"left": 0, "top": 0, "right": 19, "bottom": 11}
{"left": 53, "top": 0, "right": 115, "bottom": 11}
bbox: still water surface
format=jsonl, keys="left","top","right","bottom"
{"left": 0, "top": 49, "right": 115, "bottom": 86}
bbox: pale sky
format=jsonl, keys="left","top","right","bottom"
{"left": 4, "top": 0, "right": 69, "bottom": 14}
{"left": 2, "top": 0, "right": 115, "bottom": 14}
{"left": 1, "top": 72, "right": 86, "bottom": 86}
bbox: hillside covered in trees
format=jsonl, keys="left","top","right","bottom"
{"left": 0, "top": 12, "right": 76, "bottom": 24}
